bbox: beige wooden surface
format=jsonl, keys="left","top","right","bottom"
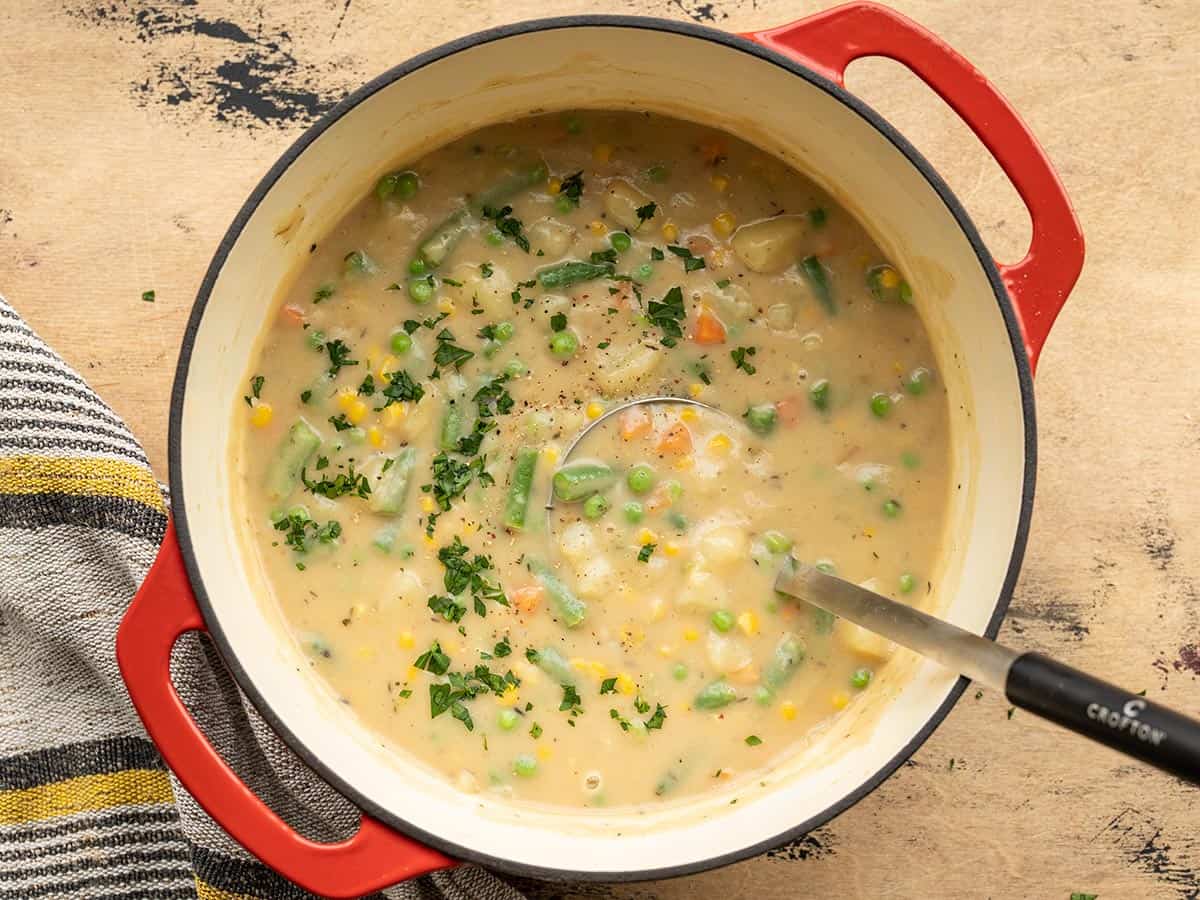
{"left": 2, "top": 1, "right": 1198, "bottom": 897}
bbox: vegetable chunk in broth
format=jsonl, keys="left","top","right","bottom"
{"left": 235, "top": 111, "right": 952, "bottom": 809}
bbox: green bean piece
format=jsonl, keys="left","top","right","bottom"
{"left": 371, "top": 525, "right": 397, "bottom": 553}
{"left": 527, "top": 560, "right": 587, "bottom": 627}
{"left": 810, "top": 378, "right": 831, "bottom": 411}
{"left": 473, "top": 161, "right": 549, "bottom": 213}
{"left": 265, "top": 418, "right": 321, "bottom": 502}
{"left": 528, "top": 645, "right": 576, "bottom": 683}
{"left": 762, "top": 633, "right": 806, "bottom": 691}
{"left": 694, "top": 680, "right": 737, "bottom": 710}
{"left": 416, "top": 208, "right": 471, "bottom": 268}
{"left": 537, "top": 260, "right": 615, "bottom": 289}
{"left": 552, "top": 461, "right": 616, "bottom": 502}
{"left": 369, "top": 447, "right": 417, "bottom": 516}
{"left": 743, "top": 403, "right": 778, "bottom": 436}
{"left": 800, "top": 256, "right": 835, "bottom": 315}
{"left": 503, "top": 447, "right": 538, "bottom": 530}
{"left": 438, "top": 399, "right": 464, "bottom": 451}
{"left": 343, "top": 250, "right": 377, "bottom": 276}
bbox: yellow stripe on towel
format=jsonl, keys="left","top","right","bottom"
{"left": 0, "top": 769, "right": 174, "bottom": 825}
{"left": 195, "top": 879, "right": 260, "bottom": 900}
{"left": 0, "top": 456, "right": 165, "bottom": 512}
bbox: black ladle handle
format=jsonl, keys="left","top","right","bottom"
{"left": 1006, "top": 652, "right": 1200, "bottom": 782}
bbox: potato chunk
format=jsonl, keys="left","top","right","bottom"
{"left": 603, "top": 179, "right": 654, "bottom": 231}
{"left": 730, "top": 215, "right": 808, "bottom": 273}
{"left": 592, "top": 343, "right": 662, "bottom": 394}
{"left": 443, "top": 261, "right": 513, "bottom": 317}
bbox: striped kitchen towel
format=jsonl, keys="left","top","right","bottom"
{"left": 0, "top": 293, "right": 530, "bottom": 900}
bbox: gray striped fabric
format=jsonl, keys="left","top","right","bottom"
{"left": 0, "top": 294, "right": 533, "bottom": 899}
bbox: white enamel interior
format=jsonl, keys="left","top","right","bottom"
{"left": 176, "top": 24, "right": 1028, "bottom": 876}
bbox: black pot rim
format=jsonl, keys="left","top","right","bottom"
{"left": 167, "top": 13, "right": 1037, "bottom": 886}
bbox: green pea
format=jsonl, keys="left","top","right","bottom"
{"left": 905, "top": 367, "right": 932, "bottom": 395}
{"left": 810, "top": 378, "right": 831, "bottom": 411}
{"left": 870, "top": 392, "right": 892, "bottom": 418}
{"left": 763, "top": 530, "right": 792, "bottom": 554}
{"left": 550, "top": 330, "right": 578, "bottom": 357}
{"left": 409, "top": 278, "right": 434, "bottom": 305}
{"left": 671, "top": 662, "right": 688, "bottom": 681}
{"left": 814, "top": 559, "right": 837, "bottom": 575}
{"left": 408, "top": 257, "right": 427, "bottom": 276}
{"left": 663, "top": 479, "right": 683, "bottom": 502}
{"left": 900, "top": 450, "right": 920, "bottom": 469}
{"left": 647, "top": 164, "right": 669, "bottom": 183}
{"left": 485, "top": 229, "right": 505, "bottom": 246}
{"left": 754, "top": 685, "right": 774, "bottom": 706}
{"left": 851, "top": 667, "right": 872, "bottom": 690}
{"left": 390, "top": 331, "right": 413, "bottom": 354}
{"left": 494, "top": 321, "right": 515, "bottom": 342}
{"left": 899, "top": 572, "right": 916, "bottom": 594}
{"left": 583, "top": 493, "right": 610, "bottom": 520}
{"left": 376, "top": 170, "right": 419, "bottom": 201}
{"left": 744, "top": 404, "right": 777, "bottom": 436}
{"left": 498, "top": 709, "right": 519, "bottom": 731}
{"left": 622, "top": 501, "right": 644, "bottom": 524}
{"left": 882, "top": 499, "right": 902, "bottom": 518}
{"left": 512, "top": 754, "right": 538, "bottom": 777}
{"left": 626, "top": 464, "right": 656, "bottom": 494}
{"left": 610, "top": 232, "right": 632, "bottom": 253}
{"left": 633, "top": 262, "right": 654, "bottom": 283}
{"left": 710, "top": 609, "right": 735, "bottom": 633}
{"left": 504, "top": 357, "right": 528, "bottom": 377}
{"left": 554, "top": 195, "right": 574, "bottom": 215}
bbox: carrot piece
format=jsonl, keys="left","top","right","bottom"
{"left": 511, "top": 585, "right": 544, "bottom": 614}
{"left": 693, "top": 308, "right": 726, "bottom": 345}
{"left": 655, "top": 422, "right": 693, "bottom": 455}
{"left": 281, "top": 304, "right": 306, "bottom": 325}
{"left": 619, "top": 407, "right": 652, "bottom": 441}
{"left": 775, "top": 395, "right": 803, "bottom": 426}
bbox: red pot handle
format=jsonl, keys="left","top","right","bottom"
{"left": 116, "top": 520, "right": 454, "bottom": 898}
{"left": 747, "top": 2, "right": 1084, "bottom": 373}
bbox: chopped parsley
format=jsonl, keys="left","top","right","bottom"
{"left": 667, "top": 244, "right": 706, "bottom": 272}
{"left": 731, "top": 345, "right": 757, "bottom": 375}
{"left": 437, "top": 536, "right": 508, "bottom": 616}
{"left": 633, "top": 696, "right": 650, "bottom": 714}
{"left": 529, "top": 721, "right": 543, "bottom": 739}
{"left": 808, "top": 207, "right": 828, "bottom": 228}
{"left": 745, "top": 734, "right": 763, "bottom": 746}
{"left": 357, "top": 374, "right": 376, "bottom": 396}
{"left": 637, "top": 543, "right": 657, "bottom": 563}
{"left": 300, "top": 389, "right": 312, "bottom": 404}
{"left": 493, "top": 636, "right": 512, "bottom": 658}
{"left": 481, "top": 204, "right": 530, "bottom": 253}
{"left": 423, "top": 453, "right": 493, "bottom": 524}
{"left": 327, "top": 413, "right": 353, "bottom": 432}
{"left": 302, "top": 464, "right": 371, "bottom": 500}
{"left": 549, "top": 312, "right": 567, "bottom": 332}
{"left": 141, "top": 290, "right": 155, "bottom": 303}
{"left": 560, "top": 170, "right": 584, "bottom": 204}
{"left": 559, "top": 684, "right": 583, "bottom": 716}
{"left": 650, "top": 246, "right": 665, "bottom": 261}
{"left": 441, "top": 276, "right": 464, "bottom": 287}
{"left": 429, "top": 665, "right": 521, "bottom": 731}
{"left": 646, "top": 286, "right": 686, "bottom": 347}
{"left": 427, "top": 594, "right": 468, "bottom": 623}
{"left": 599, "top": 677, "right": 618, "bottom": 695}
{"left": 403, "top": 313, "right": 449, "bottom": 334}
{"left": 324, "top": 339, "right": 359, "bottom": 377}
{"left": 589, "top": 248, "right": 618, "bottom": 265}
{"left": 415, "top": 642, "right": 451, "bottom": 675}
{"left": 715, "top": 278, "right": 731, "bottom": 289}
{"left": 243, "top": 375, "right": 264, "bottom": 406}
{"left": 432, "top": 328, "right": 475, "bottom": 371}
{"left": 635, "top": 202, "right": 657, "bottom": 228}
{"left": 273, "top": 511, "right": 340, "bottom": 554}
{"left": 479, "top": 262, "right": 494, "bottom": 279}
{"left": 645, "top": 704, "right": 667, "bottom": 730}
{"left": 313, "top": 283, "right": 335, "bottom": 303}
{"left": 378, "top": 370, "right": 425, "bottom": 407}
{"left": 610, "top": 708, "right": 632, "bottom": 732}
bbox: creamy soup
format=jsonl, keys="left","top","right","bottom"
{"left": 235, "top": 111, "right": 951, "bottom": 809}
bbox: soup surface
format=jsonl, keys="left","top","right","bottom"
{"left": 235, "top": 111, "right": 951, "bottom": 809}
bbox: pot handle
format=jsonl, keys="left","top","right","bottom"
{"left": 116, "top": 520, "right": 454, "bottom": 898}
{"left": 747, "top": 2, "right": 1084, "bottom": 373}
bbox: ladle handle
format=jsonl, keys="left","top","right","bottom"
{"left": 1006, "top": 652, "right": 1200, "bottom": 783}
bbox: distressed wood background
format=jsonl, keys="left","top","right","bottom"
{"left": 1, "top": 0, "right": 1197, "bottom": 897}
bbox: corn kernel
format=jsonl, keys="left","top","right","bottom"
{"left": 338, "top": 392, "right": 368, "bottom": 425}
{"left": 737, "top": 611, "right": 760, "bottom": 637}
{"left": 548, "top": 176, "right": 562, "bottom": 194}
{"left": 337, "top": 390, "right": 356, "bottom": 411}
{"left": 588, "top": 661, "right": 609, "bottom": 679}
{"left": 663, "top": 541, "right": 681, "bottom": 557}
{"left": 536, "top": 744, "right": 554, "bottom": 761}
{"left": 708, "top": 433, "right": 731, "bottom": 453}
{"left": 637, "top": 528, "right": 657, "bottom": 545}
{"left": 378, "top": 355, "right": 397, "bottom": 381}
{"left": 355, "top": 646, "right": 375, "bottom": 661}
{"left": 542, "top": 445, "right": 560, "bottom": 464}
{"left": 406, "top": 665, "right": 421, "bottom": 681}
{"left": 588, "top": 219, "right": 606, "bottom": 235}
{"left": 879, "top": 266, "right": 901, "bottom": 289}
{"left": 420, "top": 495, "right": 436, "bottom": 514}
{"left": 397, "top": 631, "right": 415, "bottom": 649}
{"left": 780, "top": 701, "right": 797, "bottom": 721}
{"left": 661, "top": 221, "right": 679, "bottom": 242}
{"left": 831, "top": 692, "right": 850, "bottom": 710}
{"left": 436, "top": 297, "right": 455, "bottom": 315}
{"left": 683, "top": 627, "right": 700, "bottom": 642}
{"left": 893, "top": 360, "right": 904, "bottom": 374}
{"left": 674, "top": 455, "right": 695, "bottom": 472}
{"left": 586, "top": 401, "right": 604, "bottom": 420}
{"left": 616, "top": 674, "right": 636, "bottom": 695}
{"left": 657, "top": 644, "right": 675, "bottom": 657}
{"left": 712, "top": 212, "right": 737, "bottom": 237}
{"left": 570, "top": 658, "right": 589, "bottom": 672}
{"left": 687, "top": 382, "right": 704, "bottom": 398}
{"left": 679, "top": 407, "right": 698, "bottom": 423}
{"left": 249, "top": 402, "right": 273, "bottom": 428}
{"left": 382, "top": 403, "right": 407, "bottom": 428}
{"left": 367, "top": 426, "right": 383, "bottom": 448}
{"left": 863, "top": 527, "right": 875, "bottom": 538}
{"left": 593, "top": 143, "right": 613, "bottom": 164}
{"left": 496, "top": 686, "right": 520, "bottom": 707}
{"left": 710, "top": 173, "right": 729, "bottom": 192}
